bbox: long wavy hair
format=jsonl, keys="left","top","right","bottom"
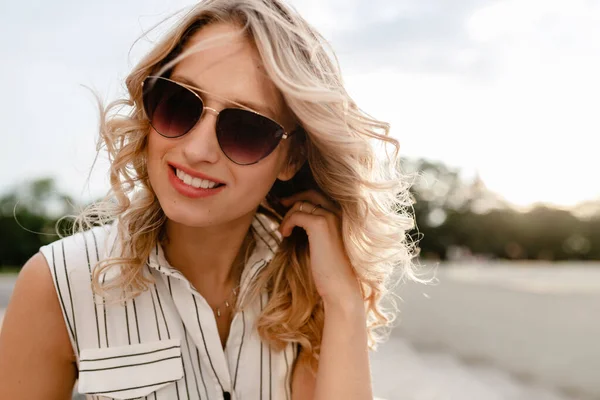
{"left": 74, "top": 0, "right": 420, "bottom": 375}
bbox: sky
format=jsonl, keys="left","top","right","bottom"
{"left": 1, "top": 0, "right": 599, "bottom": 208}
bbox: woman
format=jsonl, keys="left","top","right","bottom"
{"left": 0, "top": 0, "right": 418, "bottom": 399}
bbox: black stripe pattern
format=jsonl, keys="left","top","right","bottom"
{"left": 39, "top": 212, "right": 297, "bottom": 399}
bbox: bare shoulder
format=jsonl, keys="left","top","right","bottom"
{"left": 0, "top": 252, "right": 77, "bottom": 399}
{"left": 291, "top": 347, "right": 317, "bottom": 400}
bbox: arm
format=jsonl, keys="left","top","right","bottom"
{"left": 278, "top": 191, "right": 373, "bottom": 399}
{"left": 0, "top": 252, "right": 78, "bottom": 399}
{"left": 292, "top": 292, "right": 372, "bottom": 400}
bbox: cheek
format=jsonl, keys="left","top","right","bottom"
{"left": 147, "top": 130, "right": 161, "bottom": 159}
{"left": 146, "top": 135, "right": 158, "bottom": 174}
{"left": 146, "top": 132, "right": 170, "bottom": 180}
{"left": 235, "top": 159, "right": 280, "bottom": 198}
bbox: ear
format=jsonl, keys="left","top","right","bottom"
{"left": 277, "top": 153, "right": 306, "bottom": 182}
{"left": 277, "top": 136, "right": 307, "bottom": 182}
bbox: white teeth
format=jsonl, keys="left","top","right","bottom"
{"left": 175, "top": 168, "right": 220, "bottom": 189}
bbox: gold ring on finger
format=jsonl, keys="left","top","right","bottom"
{"left": 299, "top": 202, "right": 304, "bottom": 212}
{"left": 310, "top": 204, "right": 322, "bottom": 214}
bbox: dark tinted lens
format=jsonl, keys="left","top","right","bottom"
{"left": 217, "top": 109, "right": 285, "bottom": 165}
{"left": 142, "top": 77, "right": 202, "bottom": 138}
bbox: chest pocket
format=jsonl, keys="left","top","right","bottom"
{"left": 77, "top": 338, "right": 183, "bottom": 399}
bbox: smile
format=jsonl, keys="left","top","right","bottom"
{"left": 167, "top": 166, "right": 226, "bottom": 199}
{"left": 175, "top": 168, "right": 224, "bottom": 189}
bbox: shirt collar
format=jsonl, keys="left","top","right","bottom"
{"left": 146, "top": 211, "right": 282, "bottom": 299}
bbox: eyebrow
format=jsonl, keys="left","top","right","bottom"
{"left": 170, "top": 74, "right": 279, "bottom": 118}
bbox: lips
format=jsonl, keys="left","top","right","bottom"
{"left": 170, "top": 165, "right": 225, "bottom": 189}
{"left": 167, "top": 165, "right": 226, "bottom": 199}
{"left": 167, "top": 161, "right": 226, "bottom": 185}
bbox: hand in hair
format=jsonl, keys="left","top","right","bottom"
{"left": 279, "top": 190, "right": 372, "bottom": 399}
{"left": 278, "top": 190, "right": 361, "bottom": 306}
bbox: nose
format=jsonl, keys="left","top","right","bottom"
{"left": 181, "top": 107, "right": 221, "bottom": 164}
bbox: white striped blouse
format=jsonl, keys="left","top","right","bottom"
{"left": 39, "top": 212, "right": 298, "bottom": 400}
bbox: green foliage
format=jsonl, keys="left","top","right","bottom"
{"left": 0, "top": 178, "right": 75, "bottom": 268}
{"left": 403, "top": 158, "right": 600, "bottom": 261}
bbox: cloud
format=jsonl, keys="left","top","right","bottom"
{"left": 328, "top": 0, "right": 497, "bottom": 77}
{"left": 325, "top": 0, "right": 600, "bottom": 84}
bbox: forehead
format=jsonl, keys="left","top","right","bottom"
{"left": 171, "top": 22, "right": 286, "bottom": 120}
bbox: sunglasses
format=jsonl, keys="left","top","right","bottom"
{"left": 141, "top": 75, "right": 297, "bottom": 165}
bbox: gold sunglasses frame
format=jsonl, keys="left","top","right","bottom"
{"left": 141, "top": 76, "right": 297, "bottom": 163}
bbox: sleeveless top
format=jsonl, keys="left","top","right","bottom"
{"left": 38, "top": 212, "right": 298, "bottom": 400}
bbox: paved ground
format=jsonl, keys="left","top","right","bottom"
{"left": 369, "top": 336, "right": 579, "bottom": 400}
{"left": 394, "top": 262, "right": 600, "bottom": 398}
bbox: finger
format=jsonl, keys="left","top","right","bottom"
{"left": 279, "top": 206, "right": 330, "bottom": 238}
{"left": 280, "top": 190, "right": 341, "bottom": 216}
{"left": 292, "top": 200, "right": 327, "bottom": 216}
{"left": 279, "top": 200, "right": 313, "bottom": 234}
{"left": 279, "top": 201, "right": 337, "bottom": 237}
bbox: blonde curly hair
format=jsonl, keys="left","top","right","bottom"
{"left": 74, "top": 0, "right": 420, "bottom": 376}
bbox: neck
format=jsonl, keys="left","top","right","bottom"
{"left": 161, "top": 210, "right": 255, "bottom": 292}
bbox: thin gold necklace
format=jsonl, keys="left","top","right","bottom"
{"left": 213, "top": 256, "right": 245, "bottom": 318}
{"left": 213, "top": 284, "right": 240, "bottom": 318}
{"left": 212, "top": 231, "right": 251, "bottom": 318}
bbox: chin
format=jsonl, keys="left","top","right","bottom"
{"left": 157, "top": 195, "right": 221, "bottom": 228}
{"left": 166, "top": 207, "right": 220, "bottom": 229}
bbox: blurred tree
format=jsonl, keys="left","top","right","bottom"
{"left": 401, "top": 157, "right": 599, "bottom": 261}
{"left": 0, "top": 177, "right": 74, "bottom": 269}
